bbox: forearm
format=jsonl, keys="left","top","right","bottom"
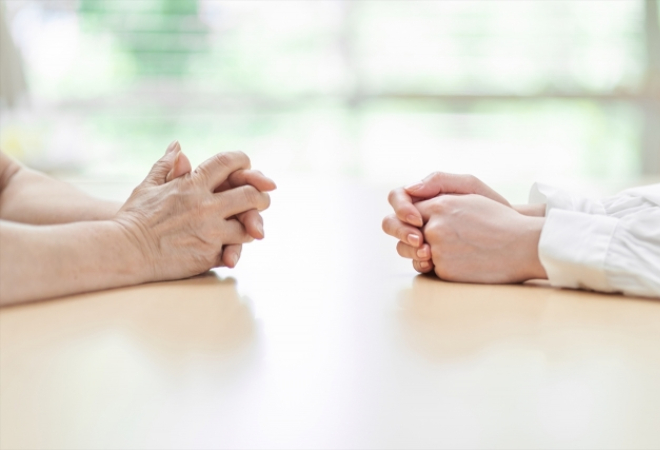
{"left": 0, "top": 219, "right": 146, "bottom": 306}
{"left": 0, "top": 165, "right": 121, "bottom": 224}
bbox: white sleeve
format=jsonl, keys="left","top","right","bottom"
{"left": 529, "top": 183, "right": 606, "bottom": 215}
{"left": 532, "top": 183, "right": 660, "bottom": 298}
{"left": 529, "top": 182, "right": 660, "bottom": 217}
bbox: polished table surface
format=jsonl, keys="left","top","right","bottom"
{"left": 2, "top": 178, "right": 660, "bottom": 449}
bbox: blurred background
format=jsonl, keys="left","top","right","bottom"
{"left": 1, "top": 0, "right": 659, "bottom": 202}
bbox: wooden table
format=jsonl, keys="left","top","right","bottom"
{"left": 2, "top": 177, "right": 660, "bottom": 449}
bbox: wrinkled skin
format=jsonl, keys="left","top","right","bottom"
{"left": 115, "top": 145, "right": 274, "bottom": 282}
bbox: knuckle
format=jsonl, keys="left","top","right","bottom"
{"left": 387, "top": 189, "right": 397, "bottom": 202}
{"left": 195, "top": 164, "right": 211, "bottom": 181}
{"left": 381, "top": 216, "right": 389, "bottom": 232}
{"left": 199, "top": 198, "right": 214, "bottom": 216}
{"left": 242, "top": 185, "right": 259, "bottom": 203}
{"left": 242, "top": 186, "right": 269, "bottom": 209}
{"left": 431, "top": 251, "right": 458, "bottom": 280}
{"left": 434, "top": 195, "right": 456, "bottom": 212}
{"left": 428, "top": 171, "right": 445, "bottom": 182}
{"left": 214, "top": 152, "right": 233, "bottom": 168}
{"left": 466, "top": 174, "right": 480, "bottom": 187}
{"left": 381, "top": 214, "right": 395, "bottom": 233}
{"left": 261, "top": 192, "right": 271, "bottom": 209}
{"left": 155, "top": 159, "right": 169, "bottom": 171}
{"left": 425, "top": 227, "right": 439, "bottom": 242}
{"left": 436, "top": 195, "right": 450, "bottom": 206}
{"left": 428, "top": 199, "right": 445, "bottom": 215}
{"left": 197, "top": 246, "right": 220, "bottom": 268}
{"left": 230, "top": 151, "right": 250, "bottom": 168}
{"left": 233, "top": 150, "right": 249, "bottom": 160}
{"left": 424, "top": 223, "right": 444, "bottom": 242}
{"left": 148, "top": 160, "right": 170, "bottom": 179}
{"left": 398, "top": 226, "right": 412, "bottom": 242}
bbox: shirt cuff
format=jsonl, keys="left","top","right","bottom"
{"left": 538, "top": 209, "right": 618, "bottom": 292}
{"left": 529, "top": 182, "right": 606, "bottom": 215}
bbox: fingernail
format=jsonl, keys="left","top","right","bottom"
{"left": 417, "top": 247, "right": 429, "bottom": 258}
{"left": 231, "top": 254, "right": 239, "bottom": 267}
{"left": 405, "top": 181, "right": 423, "bottom": 192}
{"left": 420, "top": 261, "right": 430, "bottom": 269}
{"left": 257, "top": 222, "right": 264, "bottom": 238}
{"left": 408, "top": 234, "right": 420, "bottom": 247}
{"left": 166, "top": 140, "right": 180, "bottom": 154}
{"left": 406, "top": 214, "right": 423, "bottom": 227}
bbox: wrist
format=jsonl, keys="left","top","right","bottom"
{"left": 519, "top": 216, "right": 548, "bottom": 280}
{"left": 90, "top": 201, "right": 123, "bottom": 221}
{"left": 107, "top": 218, "right": 155, "bottom": 285}
{"left": 513, "top": 204, "right": 546, "bottom": 217}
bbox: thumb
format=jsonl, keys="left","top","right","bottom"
{"left": 166, "top": 149, "right": 192, "bottom": 182}
{"left": 404, "top": 172, "right": 510, "bottom": 206}
{"left": 143, "top": 141, "right": 180, "bottom": 186}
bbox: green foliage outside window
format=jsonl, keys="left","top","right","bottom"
{"left": 78, "top": 0, "right": 209, "bottom": 77}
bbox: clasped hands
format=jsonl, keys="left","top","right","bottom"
{"left": 383, "top": 172, "right": 548, "bottom": 283}
{"left": 115, "top": 145, "right": 548, "bottom": 286}
{"left": 113, "top": 141, "right": 275, "bottom": 283}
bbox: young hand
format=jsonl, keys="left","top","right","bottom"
{"left": 383, "top": 172, "right": 512, "bottom": 273}
{"left": 413, "top": 194, "right": 547, "bottom": 283}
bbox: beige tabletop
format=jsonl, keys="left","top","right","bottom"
{"left": 2, "top": 177, "right": 660, "bottom": 449}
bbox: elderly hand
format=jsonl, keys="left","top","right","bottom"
{"left": 113, "top": 145, "right": 274, "bottom": 283}
{"left": 383, "top": 172, "right": 511, "bottom": 273}
{"left": 414, "top": 194, "right": 547, "bottom": 283}
{"left": 163, "top": 141, "right": 276, "bottom": 268}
